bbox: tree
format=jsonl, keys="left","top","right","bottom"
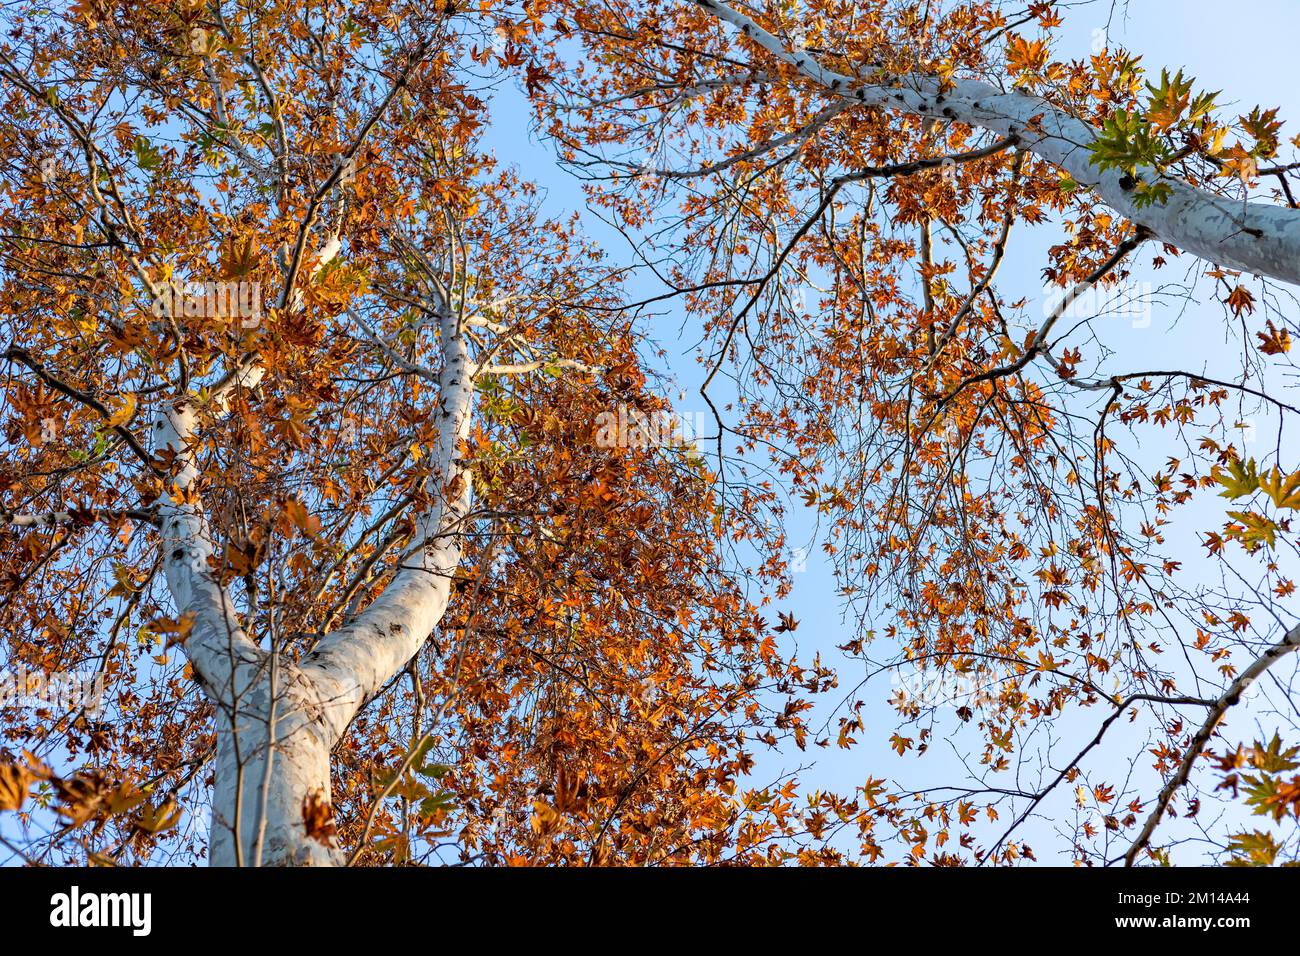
{"left": 0, "top": 0, "right": 806, "bottom": 866}
{"left": 1, "top": 0, "right": 1298, "bottom": 868}
{"left": 530, "top": 0, "right": 1300, "bottom": 864}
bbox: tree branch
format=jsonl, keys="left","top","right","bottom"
{"left": 691, "top": 0, "right": 1300, "bottom": 285}
{"left": 1122, "top": 622, "right": 1300, "bottom": 866}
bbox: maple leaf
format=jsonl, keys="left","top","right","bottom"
{"left": 1226, "top": 284, "right": 1256, "bottom": 317}
{"left": 525, "top": 61, "right": 553, "bottom": 98}
{"left": 136, "top": 799, "right": 181, "bottom": 834}
{"left": 107, "top": 392, "right": 137, "bottom": 428}
{"left": 1144, "top": 68, "right": 1193, "bottom": 131}
{"left": 55, "top": 771, "right": 114, "bottom": 825}
{"left": 302, "top": 791, "right": 337, "bottom": 846}
{"left": 1218, "top": 144, "right": 1259, "bottom": 183}
{"left": 1089, "top": 108, "right": 1172, "bottom": 191}
{"left": 69, "top": 0, "right": 100, "bottom": 28}
{"left": 889, "top": 733, "right": 914, "bottom": 755}
{"left": 1225, "top": 830, "right": 1280, "bottom": 866}
{"left": 283, "top": 497, "right": 322, "bottom": 538}
{"left": 1241, "top": 106, "right": 1283, "bottom": 159}
{"left": 1258, "top": 467, "right": 1300, "bottom": 510}
{"left": 1248, "top": 733, "right": 1300, "bottom": 773}
{"left": 219, "top": 234, "right": 259, "bottom": 280}
{"left": 222, "top": 538, "right": 265, "bottom": 577}
{"left": 863, "top": 776, "right": 887, "bottom": 808}
{"left": 1225, "top": 510, "right": 1279, "bottom": 551}
{"left": 1006, "top": 36, "right": 1049, "bottom": 77}
{"left": 1263, "top": 777, "right": 1300, "bottom": 821}
{"left": 1028, "top": 1, "right": 1063, "bottom": 28}
{"left": 0, "top": 760, "right": 32, "bottom": 811}
{"left": 1214, "top": 456, "right": 1260, "bottom": 499}
{"left": 1256, "top": 320, "right": 1291, "bottom": 355}
{"left": 772, "top": 610, "right": 799, "bottom": 633}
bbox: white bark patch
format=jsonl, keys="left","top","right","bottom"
{"left": 154, "top": 398, "right": 265, "bottom": 704}
{"left": 209, "top": 666, "right": 342, "bottom": 866}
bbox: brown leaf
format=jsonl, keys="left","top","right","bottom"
{"left": 302, "top": 790, "right": 336, "bottom": 845}
{"left": 219, "top": 234, "right": 259, "bottom": 280}
{"left": 1257, "top": 320, "right": 1291, "bottom": 355}
{"left": 0, "top": 761, "right": 32, "bottom": 812}
{"left": 1227, "top": 284, "right": 1256, "bottom": 317}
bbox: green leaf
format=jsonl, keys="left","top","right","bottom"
{"left": 1214, "top": 456, "right": 1261, "bottom": 499}
{"left": 1089, "top": 109, "right": 1173, "bottom": 173}
{"left": 1249, "top": 732, "right": 1300, "bottom": 774}
{"left": 418, "top": 791, "right": 457, "bottom": 817}
{"left": 133, "top": 136, "right": 161, "bottom": 172}
{"left": 1225, "top": 510, "right": 1279, "bottom": 550}
{"left": 1226, "top": 829, "right": 1281, "bottom": 866}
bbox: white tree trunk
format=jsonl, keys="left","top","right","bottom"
{"left": 209, "top": 666, "right": 342, "bottom": 867}
{"left": 694, "top": 0, "right": 1300, "bottom": 286}
{"left": 152, "top": 293, "right": 474, "bottom": 865}
{"left": 302, "top": 304, "right": 475, "bottom": 742}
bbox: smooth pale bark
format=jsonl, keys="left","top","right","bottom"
{"left": 151, "top": 365, "right": 301, "bottom": 864}
{"left": 304, "top": 304, "right": 475, "bottom": 741}
{"left": 153, "top": 281, "right": 472, "bottom": 863}
{"left": 692, "top": 0, "right": 1300, "bottom": 286}
{"left": 155, "top": 368, "right": 267, "bottom": 706}
{"left": 209, "top": 666, "right": 341, "bottom": 867}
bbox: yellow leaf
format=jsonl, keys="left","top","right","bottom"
{"left": 1006, "top": 36, "right": 1049, "bottom": 76}
{"left": 1214, "top": 456, "right": 1260, "bottom": 500}
{"left": 136, "top": 799, "right": 181, "bottom": 834}
{"left": 284, "top": 498, "right": 322, "bottom": 538}
{"left": 220, "top": 235, "right": 259, "bottom": 280}
{"left": 69, "top": 0, "right": 99, "bottom": 28}
{"left": 1260, "top": 467, "right": 1300, "bottom": 510}
{"left": 1225, "top": 510, "right": 1279, "bottom": 550}
{"left": 107, "top": 392, "right": 136, "bottom": 428}
{"left": 0, "top": 761, "right": 32, "bottom": 811}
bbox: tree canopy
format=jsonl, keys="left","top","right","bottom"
{"left": 1, "top": 0, "right": 1299, "bottom": 867}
